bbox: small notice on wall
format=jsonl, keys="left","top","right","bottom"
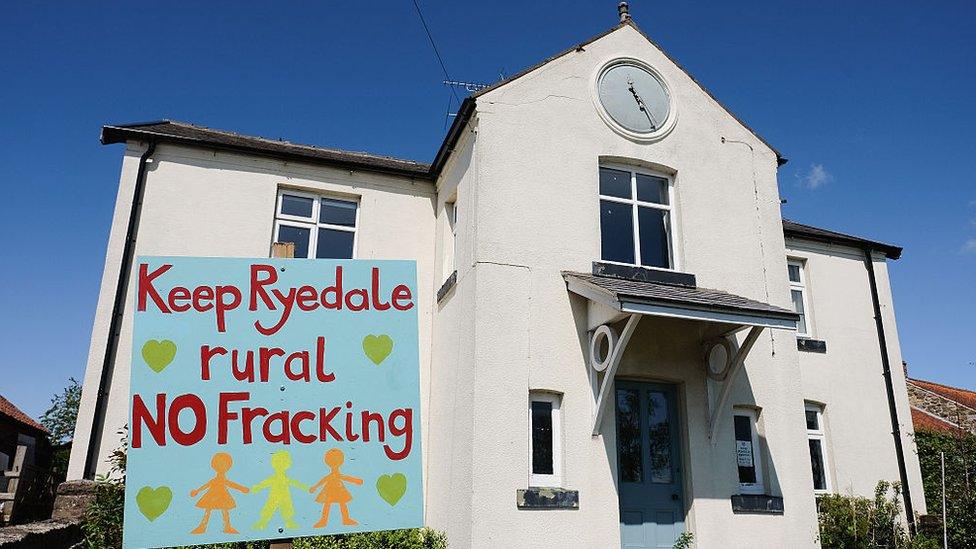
{"left": 123, "top": 257, "right": 422, "bottom": 549}
{"left": 736, "top": 440, "right": 754, "bottom": 467}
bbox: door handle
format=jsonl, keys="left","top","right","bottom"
{"left": 671, "top": 494, "right": 679, "bottom": 501}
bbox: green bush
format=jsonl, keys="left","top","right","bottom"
{"left": 816, "top": 480, "right": 938, "bottom": 549}
{"left": 914, "top": 429, "right": 976, "bottom": 548}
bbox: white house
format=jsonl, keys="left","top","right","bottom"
{"left": 68, "top": 12, "right": 925, "bottom": 548}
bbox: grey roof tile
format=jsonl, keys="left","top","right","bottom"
{"left": 563, "top": 271, "right": 798, "bottom": 320}
{"left": 100, "top": 120, "right": 432, "bottom": 179}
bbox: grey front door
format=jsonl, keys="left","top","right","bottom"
{"left": 615, "top": 381, "right": 685, "bottom": 549}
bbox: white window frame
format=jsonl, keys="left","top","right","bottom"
{"left": 598, "top": 163, "right": 679, "bottom": 271}
{"left": 805, "top": 403, "right": 831, "bottom": 494}
{"left": 273, "top": 189, "right": 359, "bottom": 259}
{"left": 734, "top": 409, "right": 765, "bottom": 495}
{"left": 446, "top": 200, "right": 458, "bottom": 276}
{"left": 788, "top": 258, "right": 812, "bottom": 337}
{"left": 529, "top": 392, "right": 562, "bottom": 487}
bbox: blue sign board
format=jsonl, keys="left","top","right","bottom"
{"left": 123, "top": 257, "right": 422, "bottom": 548}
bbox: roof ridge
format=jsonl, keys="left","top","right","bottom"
{"left": 909, "top": 377, "right": 976, "bottom": 398}
{"left": 104, "top": 120, "right": 430, "bottom": 168}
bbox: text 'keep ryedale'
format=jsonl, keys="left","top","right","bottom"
{"left": 137, "top": 263, "right": 415, "bottom": 335}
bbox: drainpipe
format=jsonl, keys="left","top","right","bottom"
{"left": 863, "top": 247, "right": 915, "bottom": 534}
{"left": 83, "top": 141, "right": 156, "bottom": 479}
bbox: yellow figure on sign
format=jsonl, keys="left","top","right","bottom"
{"left": 309, "top": 448, "right": 363, "bottom": 528}
{"left": 190, "top": 452, "right": 249, "bottom": 535}
{"left": 251, "top": 450, "right": 308, "bottom": 531}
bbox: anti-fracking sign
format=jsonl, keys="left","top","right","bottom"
{"left": 123, "top": 257, "right": 423, "bottom": 549}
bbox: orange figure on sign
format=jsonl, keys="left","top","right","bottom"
{"left": 309, "top": 448, "right": 363, "bottom": 528}
{"left": 190, "top": 452, "right": 249, "bottom": 535}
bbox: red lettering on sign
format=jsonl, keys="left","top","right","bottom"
{"left": 131, "top": 394, "right": 166, "bottom": 448}
{"left": 138, "top": 263, "right": 172, "bottom": 312}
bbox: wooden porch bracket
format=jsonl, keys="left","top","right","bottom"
{"left": 707, "top": 325, "right": 764, "bottom": 442}
{"left": 591, "top": 313, "right": 642, "bottom": 436}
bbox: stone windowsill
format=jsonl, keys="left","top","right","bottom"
{"left": 731, "top": 494, "right": 784, "bottom": 515}
{"left": 797, "top": 338, "right": 827, "bottom": 353}
{"left": 517, "top": 487, "right": 579, "bottom": 510}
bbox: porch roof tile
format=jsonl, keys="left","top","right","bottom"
{"left": 562, "top": 272, "right": 799, "bottom": 321}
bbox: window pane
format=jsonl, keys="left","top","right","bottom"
{"left": 280, "top": 194, "right": 314, "bottom": 218}
{"left": 531, "top": 401, "right": 554, "bottom": 475}
{"left": 601, "top": 200, "right": 635, "bottom": 264}
{"left": 791, "top": 290, "right": 807, "bottom": 334}
{"left": 615, "top": 389, "right": 643, "bottom": 483}
{"left": 638, "top": 207, "right": 671, "bottom": 268}
{"left": 788, "top": 264, "right": 802, "bottom": 283}
{"left": 320, "top": 198, "right": 357, "bottom": 227}
{"left": 636, "top": 174, "right": 668, "bottom": 204}
{"left": 647, "top": 391, "right": 672, "bottom": 484}
{"left": 734, "top": 415, "right": 757, "bottom": 484}
{"left": 809, "top": 439, "right": 827, "bottom": 490}
{"left": 316, "top": 228, "right": 355, "bottom": 259}
{"left": 599, "top": 167, "right": 632, "bottom": 198}
{"left": 276, "top": 225, "right": 310, "bottom": 258}
{"left": 805, "top": 410, "right": 819, "bottom": 431}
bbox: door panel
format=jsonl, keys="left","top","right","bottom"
{"left": 616, "top": 381, "right": 684, "bottom": 549}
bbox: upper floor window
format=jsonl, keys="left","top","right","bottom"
{"left": 805, "top": 403, "right": 830, "bottom": 493}
{"left": 787, "top": 259, "right": 811, "bottom": 336}
{"left": 273, "top": 190, "right": 358, "bottom": 259}
{"left": 599, "top": 166, "right": 675, "bottom": 269}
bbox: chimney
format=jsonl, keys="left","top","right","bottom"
{"left": 618, "top": 2, "right": 631, "bottom": 23}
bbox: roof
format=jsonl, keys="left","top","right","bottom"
{"left": 101, "top": 120, "right": 432, "bottom": 179}
{"left": 0, "top": 395, "right": 48, "bottom": 434}
{"left": 911, "top": 406, "right": 965, "bottom": 434}
{"left": 563, "top": 271, "right": 799, "bottom": 327}
{"left": 909, "top": 378, "right": 976, "bottom": 411}
{"left": 783, "top": 219, "right": 903, "bottom": 260}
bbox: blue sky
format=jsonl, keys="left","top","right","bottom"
{"left": 1, "top": 1, "right": 973, "bottom": 419}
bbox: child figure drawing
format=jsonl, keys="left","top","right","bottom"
{"left": 309, "top": 448, "right": 363, "bottom": 528}
{"left": 190, "top": 452, "right": 249, "bottom": 535}
{"left": 251, "top": 450, "right": 308, "bottom": 531}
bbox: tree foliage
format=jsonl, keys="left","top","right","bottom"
{"left": 914, "top": 429, "right": 976, "bottom": 548}
{"left": 40, "top": 377, "right": 82, "bottom": 444}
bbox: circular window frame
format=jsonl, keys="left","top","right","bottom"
{"left": 591, "top": 57, "right": 678, "bottom": 143}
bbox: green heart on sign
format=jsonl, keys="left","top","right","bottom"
{"left": 136, "top": 485, "right": 172, "bottom": 522}
{"left": 376, "top": 473, "right": 407, "bottom": 506}
{"left": 362, "top": 335, "right": 394, "bottom": 365}
{"left": 142, "top": 340, "right": 177, "bottom": 373}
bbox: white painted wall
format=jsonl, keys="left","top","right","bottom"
{"left": 787, "top": 239, "right": 926, "bottom": 513}
{"left": 429, "top": 23, "right": 821, "bottom": 548}
{"left": 67, "top": 143, "right": 437, "bottom": 479}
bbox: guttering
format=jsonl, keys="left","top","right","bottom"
{"left": 863, "top": 247, "right": 915, "bottom": 534}
{"left": 83, "top": 141, "right": 156, "bottom": 479}
{"left": 430, "top": 97, "right": 476, "bottom": 178}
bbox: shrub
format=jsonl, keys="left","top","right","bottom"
{"left": 816, "top": 480, "right": 938, "bottom": 549}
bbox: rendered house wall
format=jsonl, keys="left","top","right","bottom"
{"left": 787, "top": 239, "right": 926, "bottom": 513}
{"left": 451, "top": 23, "right": 819, "bottom": 548}
{"left": 67, "top": 143, "right": 437, "bottom": 480}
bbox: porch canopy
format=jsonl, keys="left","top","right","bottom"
{"left": 562, "top": 271, "right": 799, "bottom": 437}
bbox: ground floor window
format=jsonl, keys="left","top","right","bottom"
{"left": 733, "top": 409, "right": 765, "bottom": 494}
{"left": 805, "top": 403, "right": 830, "bottom": 493}
{"left": 529, "top": 392, "right": 562, "bottom": 486}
